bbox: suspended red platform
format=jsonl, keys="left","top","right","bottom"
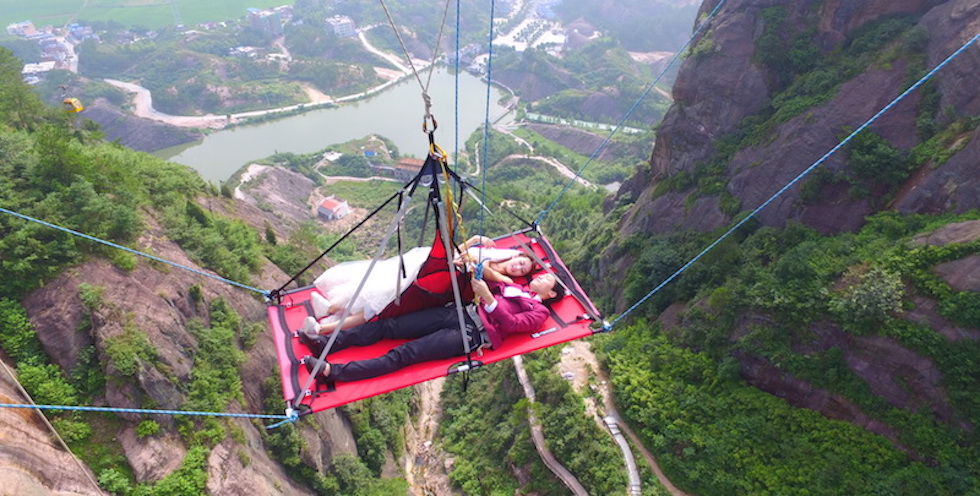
{"left": 267, "top": 229, "right": 601, "bottom": 414}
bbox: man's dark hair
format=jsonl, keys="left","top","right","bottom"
{"left": 541, "top": 279, "right": 567, "bottom": 305}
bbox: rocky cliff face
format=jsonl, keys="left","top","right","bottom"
{"left": 605, "top": 0, "right": 980, "bottom": 451}
{"left": 494, "top": 58, "right": 583, "bottom": 103}
{"left": 0, "top": 373, "right": 103, "bottom": 496}
{"left": 3, "top": 195, "right": 357, "bottom": 495}
{"left": 733, "top": 221, "right": 980, "bottom": 439}
{"left": 616, "top": 0, "right": 980, "bottom": 237}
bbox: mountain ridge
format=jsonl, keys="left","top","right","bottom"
{"left": 615, "top": 0, "right": 979, "bottom": 238}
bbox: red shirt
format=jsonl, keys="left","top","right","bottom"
{"left": 477, "top": 281, "right": 549, "bottom": 349}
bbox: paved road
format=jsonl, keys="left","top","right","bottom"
{"left": 358, "top": 25, "right": 410, "bottom": 73}
{"left": 620, "top": 420, "right": 692, "bottom": 496}
{"left": 320, "top": 174, "right": 400, "bottom": 183}
{"left": 603, "top": 416, "right": 643, "bottom": 496}
{"left": 104, "top": 78, "right": 232, "bottom": 128}
{"left": 499, "top": 153, "right": 594, "bottom": 188}
{"left": 560, "top": 340, "right": 691, "bottom": 496}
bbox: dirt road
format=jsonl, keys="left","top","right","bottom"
{"left": 359, "top": 26, "right": 409, "bottom": 74}
{"left": 500, "top": 153, "right": 595, "bottom": 188}
{"left": 102, "top": 25, "right": 435, "bottom": 131}
{"left": 559, "top": 340, "right": 691, "bottom": 496}
{"left": 104, "top": 79, "right": 230, "bottom": 129}
{"left": 513, "top": 355, "right": 589, "bottom": 495}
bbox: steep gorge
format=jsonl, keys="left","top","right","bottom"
{"left": 595, "top": 0, "right": 980, "bottom": 476}
{"left": 3, "top": 1, "right": 978, "bottom": 493}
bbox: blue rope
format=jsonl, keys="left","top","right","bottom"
{"left": 265, "top": 416, "right": 299, "bottom": 430}
{"left": 536, "top": 0, "right": 729, "bottom": 226}
{"left": 0, "top": 403, "right": 288, "bottom": 420}
{"left": 265, "top": 408, "right": 301, "bottom": 429}
{"left": 479, "top": 0, "right": 497, "bottom": 241}
{"left": 611, "top": 31, "right": 980, "bottom": 329}
{"left": 0, "top": 206, "right": 269, "bottom": 296}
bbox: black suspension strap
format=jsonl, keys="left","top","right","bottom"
{"left": 270, "top": 189, "right": 406, "bottom": 303}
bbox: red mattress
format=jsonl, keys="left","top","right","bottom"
{"left": 267, "top": 231, "right": 601, "bottom": 414}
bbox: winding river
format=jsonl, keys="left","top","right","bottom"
{"left": 155, "top": 69, "right": 511, "bottom": 184}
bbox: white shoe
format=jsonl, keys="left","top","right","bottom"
{"left": 299, "top": 316, "right": 321, "bottom": 335}
{"left": 310, "top": 292, "right": 332, "bottom": 319}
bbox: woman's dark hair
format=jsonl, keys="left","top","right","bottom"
{"left": 514, "top": 252, "right": 539, "bottom": 274}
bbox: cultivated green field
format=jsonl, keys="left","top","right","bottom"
{"left": 1, "top": 0, "right": 291, "bottom": 31}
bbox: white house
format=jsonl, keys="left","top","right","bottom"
{"left": 327, "top": 15, "right": 356, "bottom": 37}
{"left": 318, "top": 196, "right": 351, "bottom": 220}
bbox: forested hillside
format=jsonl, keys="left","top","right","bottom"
{"left": 3, "top": 0, "right": 980, "bottom": 492}
{"left": 553, "top": 0, "right": 699, "bottom": 52}
{"left": 0, "top": 46, "right": 412, "bottom": 495}
{"left": 0, "top": 41, "right": 614, "bottom": 495}
{"left": 560, "top": 0, "right": 980, "bottom": 493}
{"left": 41, "top": 0, "right": 494, "bottom": 118}
{"left": 77, "top": 24, "right": 382, "bottom": 115}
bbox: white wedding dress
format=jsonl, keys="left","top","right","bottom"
{"left": 313, "top": 246, "right": 521, "bottom": 319}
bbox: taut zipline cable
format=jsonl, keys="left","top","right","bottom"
{"left": 0, "top": 403, "right": 290, "bottom": 420}
{"left": 377, "top": 0, "right": 454, "bottom": 120}
{"left": 0, "top": 206, "right": 267, "bottom": 295}
{"left": 454, "top": 0, "right": 462, "bottom": 172}
{"left": 479, "top": 0, "right": 498, "bottom": 245}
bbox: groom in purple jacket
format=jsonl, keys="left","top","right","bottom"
{"left": 299, "top": 273, "right": 564, "bottom": 383}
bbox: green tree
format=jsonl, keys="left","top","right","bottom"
{"left": 828, "top": 265, "right": 904, "bottom": 332}
{"left": 17, "top": 363, "right": 80, "bottom": 406}
{"left": 137, "top": 446, "right": 208, "bottom": 496}
{"left": 846, "top": 131, "right": 912, "bottom": 184}
{"left": 98, "top": 467, "right": 132, "bottom": 495}
{"left": 331, "top": 453, "right": 409, "bottom": 496}
{"left": 103, "top": 323, "right": 157, "bottom": 378}
{"left": 0, "top": 47, "right": 49, "bottom": 130}
{"left": 0, "top": 298, "right": 46, "bottom": 365}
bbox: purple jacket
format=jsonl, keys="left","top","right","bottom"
{"left": 477, "top": 281, "right": 550, "bottom": 349}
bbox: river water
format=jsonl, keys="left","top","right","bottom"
{"left": 155, "top": 69, "right": 510, "bottom": 183}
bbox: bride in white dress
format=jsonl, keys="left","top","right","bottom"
{"left": 307, "top": 236, "right": 534, "bottom": 334}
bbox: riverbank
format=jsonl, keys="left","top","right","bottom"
{"left": 106, "top": 22, "right": 439, "bottom": 131}
{"left": 105, "top": 63, "right": 431, "bottom": 131}
{"left": 155, "top": 69, "right": 511, "bottom": 184}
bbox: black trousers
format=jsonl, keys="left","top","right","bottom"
{"left": 329, "top": 306, "right": 480, "bottom": 382}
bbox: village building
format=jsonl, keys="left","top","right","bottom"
{"left": 67, "top": 24, "right": 97, "bottom": 43}
{"left": 6, "top": 21, "right": 38, "bottom": 37}
{"left": 22, "top": 61, "right": 56, "bottom": 76}
{"left": 394, "top": 157, "right": 425, "bottom": 181}
{"left": 230, "top": 46, "right": 259, "bottom": 58}
{"left": 317, "top": 196, "right": 351, "bottom": 221}
{"left": 327, "top": 15, "right": 356, "bottom": 37}
{"left": 247, "top": 8, "right": 284, "bottom": 38}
